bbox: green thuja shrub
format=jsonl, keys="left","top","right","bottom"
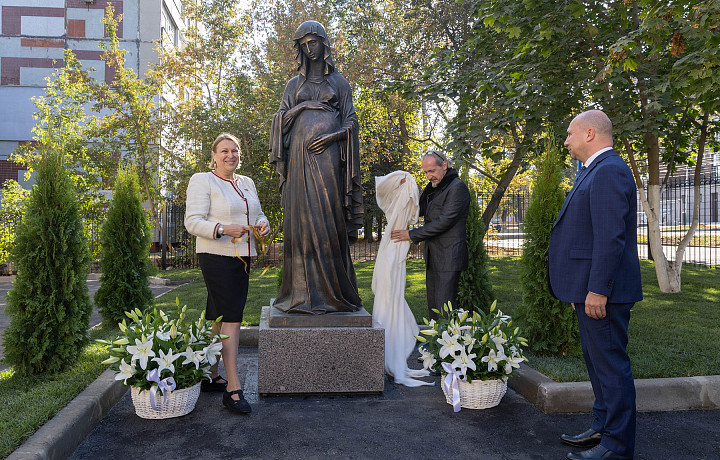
{"left": 457, "top": 184, "right": 495, "bottom": 313}
{"left": 518, "top": 134, "right": 578, "bottom": 355}
{"left": 2, "top": 149, "right": 92, "bottom": 375}
{"left": 95, "top": 167, "right": 153, "bottom": 326}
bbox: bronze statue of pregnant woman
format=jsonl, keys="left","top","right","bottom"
{"left": 269, "top": 20, "right": 363, "bottom": 314}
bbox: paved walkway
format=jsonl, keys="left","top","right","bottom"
{"left": 0, "top": 277, "right": 174, "bottom": 369}
{"left": 69, "top": 347, "right": 720, "bottom": 460}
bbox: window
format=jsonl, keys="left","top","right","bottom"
{"left": 161, "top": 4, "right": 179, "bottom": 47}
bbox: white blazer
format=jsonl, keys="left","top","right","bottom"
{"left": 184, "top": 172, "right": 269, "bottom": 257}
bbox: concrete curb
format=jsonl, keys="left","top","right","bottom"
{"left": 7, "top": 369, "right": 127, "bottom": 460}
{"left": 508, "top": 362, "right": 720, "bottom": 413}
{"left": 9, "top": 328, "right": 719, "bottom": 459}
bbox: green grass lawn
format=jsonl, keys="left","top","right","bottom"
{"left": 157, "top": 257, "right": 720, "bottom": 382}
{"left": 1, "top": 257, "right": 718, "bottom": 457}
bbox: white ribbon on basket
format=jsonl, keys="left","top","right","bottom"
{"left": 146, "top": 369, "right": 177, "bottom": 410}
{"left": 441, "top": 362, "right": 466, "bottom": 412}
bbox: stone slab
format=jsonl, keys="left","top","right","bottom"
{"left": 267, "top": 305, "right": 372, "bottom": 328}
{"left": 258, "top": 306, "right": 384, "bottom": 394}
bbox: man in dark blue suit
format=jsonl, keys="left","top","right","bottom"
{"left": 548, "top": 110, "right": 642, "bottom": 460}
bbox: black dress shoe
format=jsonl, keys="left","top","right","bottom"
{"left": 223, "top": 389, "right": 252, "bottom": 414}
{"left": 201, "top": 375, "right": 228, "bottom": 392}
{"left": 566, "top": 444, "right": 632, "bottom": 460}
{"left": 561, "top": 428, "right": 602, "bottom": 447}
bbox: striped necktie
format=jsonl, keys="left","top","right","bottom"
{"left": 575, "top": 165, "right": 587, "bottom": 183}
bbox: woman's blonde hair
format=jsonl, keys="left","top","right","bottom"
{"left": 209, "top": 132, "right": 242, "bottom": 169}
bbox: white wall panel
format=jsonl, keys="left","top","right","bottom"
{"left": 19, "top": 66, "right": 55, "bottom": 86}
{"left": 21, "top": 16, "right": 64, "bottom": 37}
{"left": 0, "top": 87, "right": 43, "bottom": 140}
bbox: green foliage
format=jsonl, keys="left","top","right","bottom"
{"left": 0, "top": 327, "right": 115, "bottom": 458}
{"left": 2, "top": 150, "right": 92, "bottom": 375}
{"left": 95, "top": 167, "right": 153, "bottom": 326}
{"left": 518, "top": 135, "right": 578, "bottom": 355}
{"left": 0, "top": 182, "right": 30, "bottom": 266}
{"left": 457, "top": 184, "right": 494, "bottom": 313}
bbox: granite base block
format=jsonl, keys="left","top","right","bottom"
{"left": 258, "top": 306, "right": 385, "bottom": 394}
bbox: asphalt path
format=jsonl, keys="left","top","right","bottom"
{"left": 0, "top": 278, "right": 175, "bottom": 370}
{"left": 69, "top": 347, "right": 720, "bottom": 460}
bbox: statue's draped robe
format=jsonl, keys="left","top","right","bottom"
{"left": 269, "top": 71, "right": 363, "bottom": 314}
{"left": 372, "top": 171, "right": 432, "bottom": 386}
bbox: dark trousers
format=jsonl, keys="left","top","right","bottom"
{"left": 425, "top": 268, "right": 461, "bottom": 321}
{"left": 576, "top": 302, "right": 636, "bottom": 457}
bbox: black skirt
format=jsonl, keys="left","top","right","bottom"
{"left": 198, "top": 253, "right": 250, "bottom": 323}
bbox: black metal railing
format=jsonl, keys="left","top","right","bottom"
{"left": 2, "top": 178, "right": 718, "bottom": 271}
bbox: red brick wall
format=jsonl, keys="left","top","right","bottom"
{"left": 0, "top": 160, "right": 25, "bottom": 187}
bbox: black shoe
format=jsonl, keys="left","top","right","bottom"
{"left": 561, "top": 428, "right": 602, "bottom": 447}
{"left": 223, "top": 389, "right": 252, "bottom": 414}
{"left": 566, "top": 444, "right": 632, "bottom": 460}
{"left": 201, "top": 375, "right": 228, "bottom": 392}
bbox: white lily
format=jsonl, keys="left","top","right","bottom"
{"left": 452, "top": 349, "right": 477, "bottom": 376}
{"left": 152, "top": 348, "right": 180, "bottom": 374}
{"left": 420, "top": 347, "right": 436, "bottom": 370}
{"left": 460, "top": 333, "right": 475, "bottom": 347}
{"left": 115, "top": 358, "right": 135, "bottom": 383}
{"left": 503, "top": 354, "right": 525, "bottom": 374}
{"left": 126, "top": 338, "right": 155, "bottom": 370}
{"left": 153, "top": 329, "right": 172, "bottom": 342}
{"left": 481, "top": 349, "right": 501, "bottom": 372}
{"left": 495, "top": 309, "right": 511, "bottom": 322}
{"left": 203, "top": 340, "right": 223, "bottom": 366}
{"left": 437, "top": 331, "right": 463, "bottom": 359}
{"left": 180, "top": 346, "right": 204, "bottom": 370}
{"left": 490, "top": 333, "right": 507, "bottom": 356}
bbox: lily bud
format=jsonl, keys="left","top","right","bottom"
{"left": 101, "top": 356, "right": 121, "bottom": 365}
{"left": 170, "top": 324, "right": 178, "bottom": 339}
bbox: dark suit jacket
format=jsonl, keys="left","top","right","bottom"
{"left": 548, "top": 149, "right": 642, "bottom": 304}
{"left": 409, "top": 174, "right": 470, "bottom": 272}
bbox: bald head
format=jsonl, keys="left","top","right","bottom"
{"left": 574, "top": 110, "right": 613, "bottom": 140}
{"left": 564, "top": 109, "right": 614, "bottom": 162}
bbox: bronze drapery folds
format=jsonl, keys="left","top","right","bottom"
{"left": 269, "top": 20, "right": 363, "bottom": 314}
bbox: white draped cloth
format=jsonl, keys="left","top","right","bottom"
{"left": 372, "top": 171, "right": 432, "bottom": 387}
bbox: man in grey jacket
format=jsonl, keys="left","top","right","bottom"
{"left": 391, "top": 151, "right": 471, "bottom": 320}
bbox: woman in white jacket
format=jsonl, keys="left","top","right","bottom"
{"left": 184, "top": 133, "right": 269, "bottom": 414}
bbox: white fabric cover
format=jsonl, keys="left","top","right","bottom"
{"left": 372, "top": 171, "right": 432, "bottom": 387}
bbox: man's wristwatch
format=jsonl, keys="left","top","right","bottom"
{"left": 217, "top": 224, "right": 224, "bottom": 238}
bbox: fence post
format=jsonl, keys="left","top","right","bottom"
{"left": 161, "top": 204, "right": 168, "bottom": 270}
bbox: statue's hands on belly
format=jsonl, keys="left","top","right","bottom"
{"left": 308, "top": 131, "right": 340, "bottom": 154}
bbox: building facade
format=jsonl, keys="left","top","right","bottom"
{"left": 0, "top": 0, "right": 184, "bottom": 188}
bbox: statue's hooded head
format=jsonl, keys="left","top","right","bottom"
{"left": 293, "top": 20, "right": 335, "bottom": 76}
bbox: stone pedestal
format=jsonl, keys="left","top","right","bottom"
{"left": 258, "top": 306, "right": 385, "bottom": 394}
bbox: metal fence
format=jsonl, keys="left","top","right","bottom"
{"left": 154, "top": 202, "right": 424, "bottom": 270}
{"left": 477, "top": 179, "right": 720, "bottom": 266}
{"left": 3, "top": 179, "right": 718, "bottom": 272}
{"left": 151, "top": 179, "right": 720, "bottom": 269}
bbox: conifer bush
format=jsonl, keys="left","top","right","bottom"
{"left": 518, "top": 135, "right": 579, "bottom": 355}
{"left": 2, "top": 150, "right": 92, "bottom": 375}
{"left": 95, "top": 167, "right": 153, "bottom": 326}
{"left": 457, "top": 184, "right": 495, "bottom": 313}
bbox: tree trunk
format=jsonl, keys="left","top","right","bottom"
{"left": 480, "top": 144, "right": 525, "bottom": 228}
{"left": 644, "top": 184, "right": 679, "bottom": 292}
